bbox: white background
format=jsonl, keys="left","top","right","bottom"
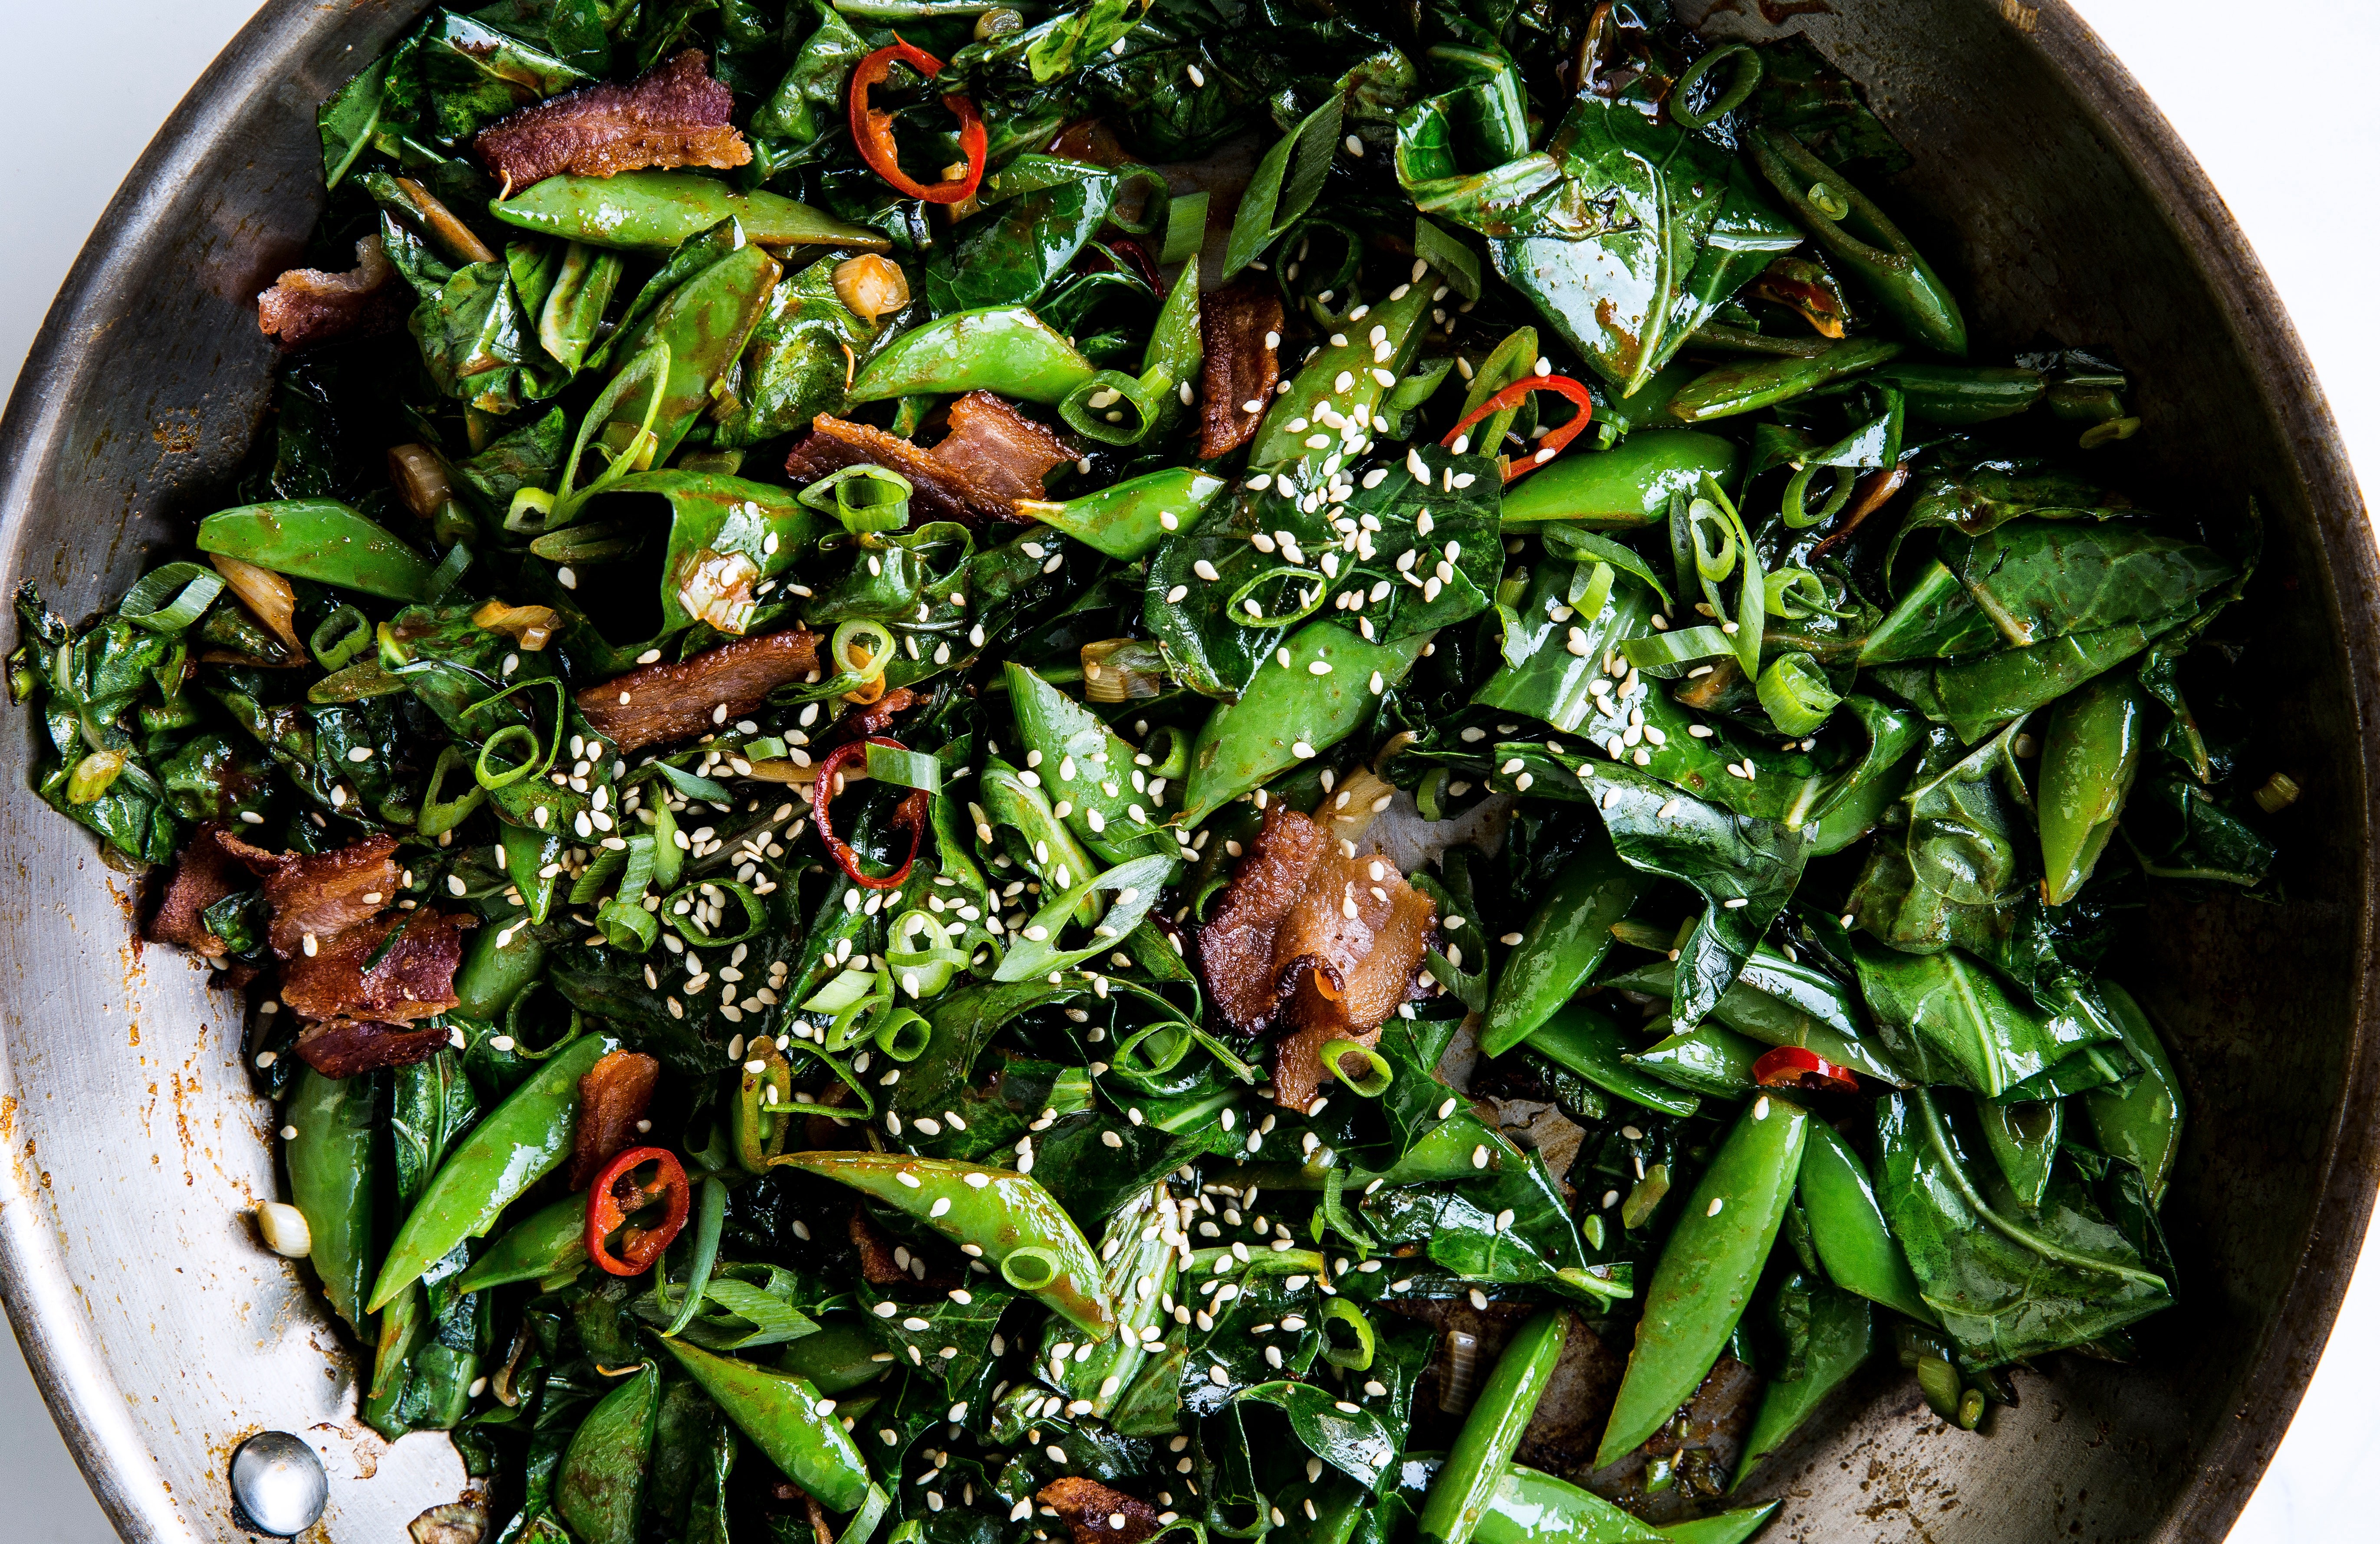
{"left": 0, "top": 1, "right": 2374, "bottom": 1539}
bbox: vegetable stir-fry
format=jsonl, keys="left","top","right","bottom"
{"left": 13, "top": 1, "right": 2282, "bottom": 1539}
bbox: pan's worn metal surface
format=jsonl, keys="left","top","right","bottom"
{"left": 0, "top": 1, "right": 2370, "bottom": 1541}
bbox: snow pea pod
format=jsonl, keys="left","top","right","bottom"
{"left": 775, "top": 1150, "right": 1115, "bottom": 1335}
{"left": 367, "top": 1032, "right": 614, "bottom": 1311}
{"left": 606, "top": 243, "right": 781, "bottom": 466}
{"left": 776, "top": 1320, "right": 896, "bottom": 1395}
{"left": 1017, "top": 466, "right": 1228, "bottom": 561}
{"left": 1663, "top": 337, "right": 1903, "bottom": 424}
{"left": 1478, "top": 827, "right": 1649, "bottom": 1056}
{"left": 197, "top": 500, "right": 437, "bottom": 602}
{"left": 1626, "top": 1023, "right": 1762, "bottom": 1099}
{"left": 1472, "top": 1462, "right": 1663, "bottom": 1544}
{"left": 660, "top": 1339, "right": 876, "bottom": 1513}
{"left": 848, "top": 306, "right": 1097, "bottom": 406}
{"left": 1797, "top": 1120, "right": 1935, "bottom": 1324}
{"left": 2038, "top": 668, "right": 2145, "bottom": 904}
{"left": 1496, "top": 433, "right": 1740, "bottom": 529}
{"left": 1868, "top": 362, "right": 2043, "bottom": 424}
{"left": 1249, "top": 272, "right": 1436, "bottom": 472}
{"left": 489, "top": 170, "right": 888, "bottom": 253}
{"left": 1179, "top": 621, "right": 1429, "bottom": 824}
{"left": 1417, "top": 1308, "right": 1569, "bottom": 1544}
{"left": 1735, "top": 1278, "right": 1872, "bottom": 1482}
{"left": 1747, "top": 129, "right": 1967, "bottom": 357}
{"left": 1004, "top": 665, "right": 1176, "bottom": 862}
{"left": 1655, "top": 1508, "right": 1781, "bottom": 1544}
{"left": 451, "top": 1192, "right": 589, "bottom": 1293}
{"left": 978, "top": 756, "right": 1108, "bottom": 921}
{"left": 556, "top": 1360, "right": 660, "bottom": 1544}
{"left": 453, "top": 923, "right": 547, "bottom": 1018}
{"left": 1519, "top": 1004, "right": 1696, "bottom": 1118}
{"left": 283, "top": 1065, "right": 376, "bottom": 1334}
{"left": 2084, "top": 981, "right": 2185, "bottom": 1205}
{"left": 1597, "top": 1094, "right": 1809, "bottom": 1466}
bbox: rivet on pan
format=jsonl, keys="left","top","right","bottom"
{"left": 228, "top": 1431, "right": 326, "bottom": 1537}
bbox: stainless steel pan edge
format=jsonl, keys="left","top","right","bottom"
{"left": 0, "top": 1, "right": 2370, "bottom": 1541}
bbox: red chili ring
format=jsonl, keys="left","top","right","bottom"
{"left": 814, "top": 736, "right": 929, "bottom": 891}
{"left": 585, "top": 1146, "right": 691, "bottom": 1277}
{"left": 849, "top": 39, "right": 988, "bottom": 206}
{"left": 1751, "top": 1045, "right": 1860, "bottom": 1094}
{"left": 1441, "top": 374, "right": 1598, "bottom": 483}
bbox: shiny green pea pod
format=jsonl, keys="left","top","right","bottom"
{"left": 197, "top": 500, "right": 438, "bottom": 602}
{"left": 1523, "top": 1004, "right": 1698, "bottom": 1117}
{"left": 2038, "top": 669, "right": 2146, "bottom": 904}
{"left": 1471, "top": 1462, "right": 1663, "bottom": 1544}
{"left": 776, "top": 1321, "right": 897, "bottom": 1396}
{"left": 1746, "top": 129, "right": 1967, "bottom": 356}
{"left": 2084, "top": 981, "right": 2185, "bottom": 1205}
{"left": 1004, "top": 665, "right": 1177, "bottom": 861}
{"left": 1979, "top": 1097, "right": 2064, "bottom": 1211}
{"left": 1598, "top": 1095, "right": 1809, "bottom": 1466}
{"left": 661, "top": 1342, "right": 881, "bottom": 1515}
{"left": 1650, "top": 1506, "right": 1782, "bottom": 1544}
{"left": 607, "top": 242, "right": 781, "bottom": 466}
{"left": 1663, "top": 337, "right": 1903, "bottom": 425}
{"left": 489, "top": 170, "right": 889, "bottom": 253}
{"left": 1797, "top": 1120, "right": 1936, "bottom": 1324}
{"left": 978, "top": 756, "right": 1107, "bottom": 923}
{"left": 1249, "top": 276, "right": 1436, "bottom": 473}
{"left": 539, "top": 242, "right": 625, "bottom": 372}
{"left": 283, "top": 1065, "right": 377, "bottom": 1334}
{"left": 1479, "top": 826, "right": 1649, "bottom": 1056}
{"left": 849, "top": 306, "right": 1097, "bottom": 406}
{"left": 451, "top": 1192, "right": 589, "bottom": 1293}
{"left": 1624, "top": 1024, "right": 1763, "bottom": 1100}
{"left": 1417, "top": 1309, "right": 1570, "bottom": 1544}
{"left": 362, "top": 1281, "right": 426, "bottom": 1434}
{"left": 368, "top": 1032, "right": 614, "bottom": 1311}
{"left": 557, "top": 1361, "right": 661, "bottom": 1544}
{"left": 1734, "top": 1278, "right": 1872, "bottom": 1485}
{"left": 1179, "top": 621, "right": 1429, "bottom": 824}
{"left": 454, "top": 924, "right": 548, "bottom": 1019}
{"left": 1868, "top": 362, "right": 2044, "bottom": 424}
{"left": 1497, "top": 432, "right": 1740, "bottom": 528}
{"left": 1017, "top": 466, "right": 1229, "bottom": 560}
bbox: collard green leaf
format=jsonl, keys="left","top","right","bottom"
{"left": 925, "top": 158, "right": 1126, "bottom": 314}
{"left": 713, "top": 256, "right": 882, "bottom": 447}
{"left": 750, "top": 0, "right": 869, "bottom": 177}
{"left": 1849, "top": 940, "right": 2117, "bottom": 1098}
{"left": 1235, "top": 1381, "right": 1399, "bottom": 1488}
{"left": 1885, "top": 448, "right": 2136, "bottom": 584}
{"left": 421, "top": 11, "right": 589, "bottom": 149}
{"left": 858, "top": 1277, "right": 1012, "bottom": 1401}
{"left": 391, "top": 1051, "right": 481, "bottom": 1209}
{"left": 1847, "top": 719, "right": 2033, "bottom": 954}
{"left": 1601, "top": 944, "right": 1908, "bottom": 1085}
{"left": 1945, "top": 521, "right": 2236, "bottom": 651}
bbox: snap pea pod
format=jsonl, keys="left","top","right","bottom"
{"left": 849, "top": 306, "right": 1097, "bottom": 406}
{"left": 1416, "top": 1308, "right": 1570, "bottom": 1544}
{"left": 1868, "top": 362, "right": 2043, "bottom": 424}
{"left": 1735, "top": 1278, "right": 1873, "bottom": 1482}
{"left": 557, "top": 1361, "right": 661, "bottom": 1544}
{"left": 283, "top": 1064, "right": 376, "bottom": 1335}
{"left": 2038, "top": 668, "right": 2146, "bottom": 905}
{"left": 489, "top": 170, "right": 887, "bottom": 253}
{"left": 1004, "top": 665, "right": 1176, "bottom": 862}
{"left": 776, "top": 1320, "right": 897, "bottom": 1395}
{"left": 1520, "top": 1005, "right": 1697, "bottom": 1118}
{"left": 1980, "top": 1097, "right": 2064, "bottom": 1211}
{"left": 1654, "top": 1508, "right": 1782, "bottom": 1544}
{"left": 1478, "top": 826, "right": 1649, "bottom": 1056}
{"left": 1472, "top": 1463, "right": 1663, "bottom": 1544}
{"left": 1663, "top": 337, "right": 1903, "bottom": 424}
{"left": 978, "top": 756, "right": 1107, "bottom": 922}
{"left": 364, "top": 1282, "right": 425, "bottom": 1426}
{"left": 1797, "top": 1120, "right": 1936, "bottom": 1324}
{"left": 367, "top": 1032, "right": 614, "bottom": 1311}
{"left": 197, "top": 500, "right": 437, "bottom": 602}
{"left": 1495, "top": 433, "right": 1741, "bottom": 529}
{"left": 606, "top": 242, "right": 780, "bottom": 466}
{"left": 662, "top": 1340, "right": 878, "bottom": 1515}
{"left": 453, "top": 923, "right": 547, "bottom": 1018}
{"left": 775, "top": 1151, "right": 1115, "bottom": 1335}
{"left": 1017, "top": 466, "right": 1229, "bottom": 560}
{"left": 1625, "top": 1024, "right": 1763, "bottom": 1099}
{"left": 450, "top": 1192, "right": 589, "bottom": 1293}
{"left": 1747, "top": 128, "right": 1967, "bottom": 356}
{"left": 2084, "top": 982, "right": 2185, "bottom": 1205}
{"left": 1598, "top": 1095, "right": 1809, "bottom": 1466}
{"left": 1248, "top": 272, "right": 1437, "bottom": 472}
{"left": 1179, "top": 622, "right": 1430, "bottom": 824}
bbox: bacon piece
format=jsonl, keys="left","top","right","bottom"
{"left": 784, "top": 392, "right": 1079, "bottom": 527}
{"left": 569, "top": 1050, "right": 662, "bottom": 1189}
{"left": 148, "top": 823, "right": 245, "bottom": 956}
{"left": 475, "top": 49, "right": 751, "bottom": 191}
{"left": 849, "top": 1207, "right": 909, "bottom": 1286}
{"left": 257, "top": 235, "right": 409, "bottom": 352}
{"left": 293, "top": 1019, "right": 453, "bottom": 1077}
{"left": 839, "top": 686, "right": 919, "bottom": 742}
{"left": 277, "top": 909, "right": 474, "bottom": 1023}
{"left": 1193, "top": 807, "right": 1437, "bottom": 1109}
{"left": 1198, "top": 275, "right": 1284, "bottom": 459}
{"left": 215, "top": 831, "right": 401, "bottom": 961}
{"left": 1037, "top": 1478, "right": 1163, "bottom": 1544}
{"left": 575, "top": 629, "right": 823, "bottom": 754}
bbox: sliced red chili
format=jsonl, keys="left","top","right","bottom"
{"left": 1441, "top": 375, "right": 1598, "bottom": 484}
{"left": 814, "top": 736, "right": 929, "bottom": 891}
{"left": 848, "top": 39, "right": 987, "bottom": 206}
{"left": 1751, "top": 1045, "right": 1860, "bottom": 1094}
{"left": 585, "top": 1145, "right": 691, "bottom": 1277}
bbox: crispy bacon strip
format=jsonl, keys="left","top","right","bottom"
{"left": 575, "top": 629, "right": 823, "bottom": 754}
{"left": 257, "top": 235, "right": 408, "bottom": 351}
{"left": 849, "top": 1207, "right": 910, "bottom": 1286}
{"left": 277, "top": 909, "right": 474, "bottom": 1024}
{"left": 1037, "top": 1478, "right": 1164, "bottom": 1544}
{"left": 148, "top": 823, "right": 244, "bottom": 956}
{"left": 475, "top": 49, "right": 751, "bottom": 191}
{"left": 294, "top": 1019, "right": 453, "bottom": 1077}
{"left": 785, "top": 391, "right": 1079, "bottom": 526}
{"left": 569, "top": 1050, "right": 662, "bottom": 1189}
{"left": 1198, "top": 275, "right": 1284, "bottom": 459}
{"left": 216, "top": 831, "right": 401, "bottom": 960}
{"left": 1194, "top": 807, "right": 1436, "bottom": 1108}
